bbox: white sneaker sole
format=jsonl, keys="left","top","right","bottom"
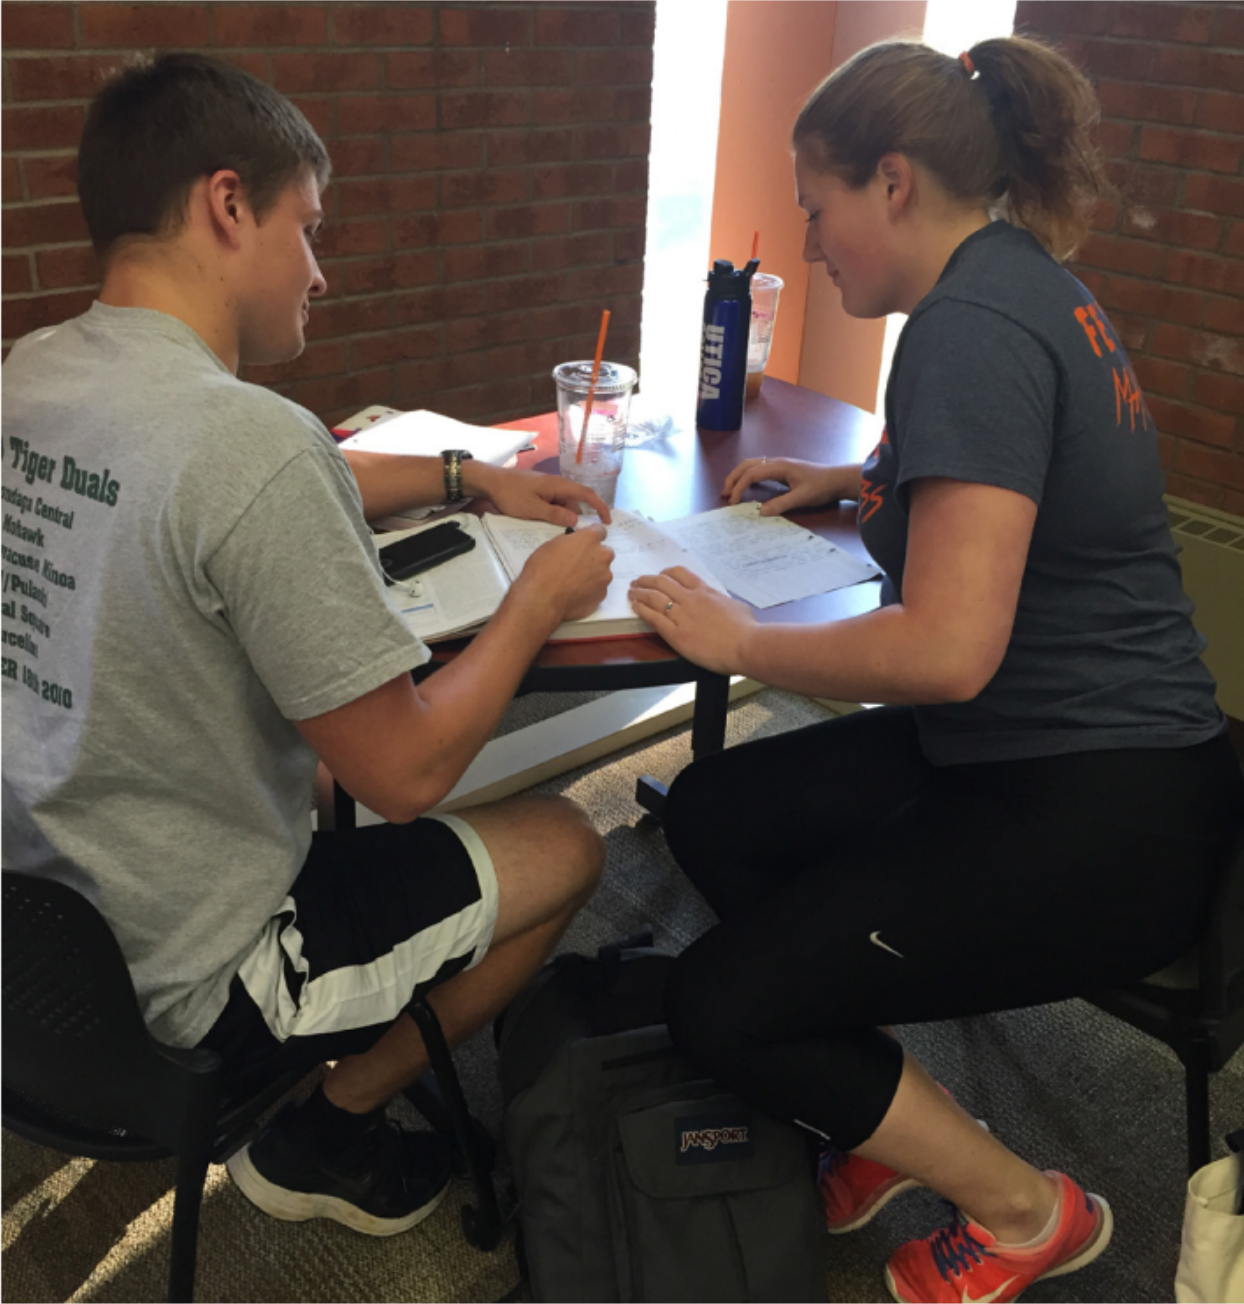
{"left": 226, "top": 1143, "right": 449, "bottom": 1237}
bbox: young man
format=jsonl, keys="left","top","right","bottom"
{"left": 1, "top": 53, "right": 616, "bottom": 1236}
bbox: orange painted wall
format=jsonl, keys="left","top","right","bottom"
{"left": 708, "top": 1, "right": 839, "bottom": 387}
{"left": 798, "top": 0, "right": 927, "bottom": 412}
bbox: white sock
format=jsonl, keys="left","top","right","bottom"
{"left": 995, "top": 1176, "right": 1062, "bottom": 1250}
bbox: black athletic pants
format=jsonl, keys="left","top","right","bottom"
{"left": 662, "top": 707, "right": 1244, "bottom": 1150}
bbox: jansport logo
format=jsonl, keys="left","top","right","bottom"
{"left": 680, "top": 1124, "right": 749, "bottom": 1153}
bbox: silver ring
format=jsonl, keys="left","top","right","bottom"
{"left": 663, "top": 600, "right": 675, "bottom": 613}
{"left": 761, "top": 456, "right": 769, "bottom": 464}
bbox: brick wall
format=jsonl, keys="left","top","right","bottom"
{"left": 1012, "top": 1, "right": 1243, "bottom": 515}
{"left": 1, "top": 2, "right": 652, "bottom": 426}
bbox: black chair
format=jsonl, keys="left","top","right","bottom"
{"left": 2, "top": 869, "right": 503, "bottom": 1303}
{"left": 1084, "top": 823, "right": 1244, "bottom": 1174}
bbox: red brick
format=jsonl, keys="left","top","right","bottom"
{"left": 2, "top": 103, "right": 87, "bottom": 151}
{"left": 1167, "top": 251, "right": 1244, "bottom": 297}
{"left": 1108, "top": 160, "right": 1181, "bottom": 208}
{"left": 350, "top": 326, "right": 441, "bottom": 370}
{"left": 390, "top": 250, "right": 441, "bottom": 290}
{"left": 0, "top": 3, "right": 76, "bottom": 49}
{"left": 3, "top": 157, "right": 24, "bottom": 203}
{"left": 440, "top": 89, "right": 531, "bottom": 130}
{"left": 446, "top": 303, "right": 552, "bottom": 351}
{"left": 1069, "top": 230, "right": 1168, "bottom": 276}
{"left": 1194, "top": 372, "right": 1244, "bottom": 414}
{"left": 1221, "top": 487, "right": 1244, "bottom": 517}
{"left": 337, "top": 93, "right": 435, "bottom": 135}
{"left": 533, "top": 87, "right": 618, "bottom": 127}
{"left": 8, "top": 55, "right": 130, "bottom": 102}
{"left": 1150, "top": 324, "right": 1198, "bottom": 363}
{"left": 1133, "top": 355, "right": 1190, "bottom": 399}
{"left": 1073, "top": 267, "right": 1107, "bottom": 298}
{"left": 534, "top": 6, "right": 619, "bottom": 45}
{"left": 394, "top": 281, "right": 489, "bottom": 327}
{"left": 272, "top": 53, "right": 382, "bottom": 94}
{"left": 1151, "top": 325, "right": 1244, "bottom": 376}
{"left": 1098, "top": 275, "right": 1207, "bottom": 326}
{"left": 487, "top": 201, "right": 571, "bottom": 240}
{"left": 337, "top": 176, "right": 437, "bottom": 219}
{"left": 441, "top": 167, "right": 527, "bottom": 207}
{"left": 393, "top": 210, "right": 483, "bottom": 247}
{"left": 1203, "top": 296, "right": 1244, "bottom": 335}
{"left": 289, "top": 96, "right": 335, "bottom": 138}
{"left": 34, "top": 244, "right": 99, "bottom": 289}
{"left": 1152, "top": 398, "right": 1238, "bottom": 450}
{"left": 437, "top": 377, "right": 532, "bottom": 423}
{"left": 572, "top": 196, "right": 647, "bottom": 231}
{"left": 331, "top": 4, "right": 433, "bottom": 47}
{"left": 1110, "top": 4, "right": 1215, "bottom": 43}
{"left": 614, "top": 158, "right": 648, "bottom": 194}
{"left": 215, "top": 50, "right": 271, "bottom": 81}
{"left": 1164, "top": 470, "right": 1223, "bottom": 510}
{"left": 1098, "top": 308, "right": 1148, "bottom": 352}
{"left": 1139, "top": 127, "right": 1243, "bottom": 175}
{"left": 619, "top": 5, "right": 656, "bottom": 46}
{"left": 561, "top": 262, "right": 644, "bottom": 303}
{"left": 1, "top": 288, "right": 94, "bottom": 340}
{"left": 385, "top": 51, "right": 479, "bottom": 90}
{"left": 1058, "top": 35, "right": 1154, "bottom": 81}
{"left": 443, "top": 243, "right": 529, "bottom": 282}
{"left": 1175, "top": 440, "right": 1244, "bottom": 488}
{"left": 1183, "top": 174, "right": 1244, "bottom": 220}
{"left": 288, "top": 370, "right": 390, "bottom": 421}
{"left": 1215, "top": 5, "right": 1244, "bottom": 47}
{"left": 1120, "top": 205, "right": 1223, "bottom": 252}
{"left": 316, "top": 218, "right": 386, "bottom": 259}
{"left": 1150, "top": 47, "right": 1244, "bottom": 93}
{"left": 574, "top": 48, "right": 653, "bottom": 87}
{"left": 80, "top": 4, "right": 210, "bottom": 47}
{"left": 1227, "top": 222, "right": 1244, "bottom": 260}
{"left": 3, "top": 254, "right": 33, "bottom": 294}
{"left": 578, "top": 123, "right": 650, "bottom": 160}
{"left": 487, "top": 273, "right": 563, "bottom": 314}
{"left": 212, "top": 5, "right": 326, "bottom": 46}
{"left": 1194, "top": 93, "right": 1244, "bottom": 135}
{"left": 331, "top": 253, "right": 437, "bottom": 297}
{"left": 482, "top": 48, "right": 574, "bottom": 87}
{"left": 439, "top": 8, "right": 532, "bottom": 47}
{"left": 531, "top": 161, "right": 613, "bottom": 201}
{"left": 615, "top": 86, "right": 651, "bottom": 122}
{"left": 1096, "top": 80, "right": 1197, "bottom": 126}
{"left": 244, "top": 340, "right": 347, "bottom": 385}
{"left": 390, "top": 132, "right": 484, "bottom": 172}
{"left": 486, "top": 127, "right": 574, "bottom": 166}
{"left": 530, "top": 231, "right": 613, "bottom": 272}
{"left": 328, "top": 136, "right": 387, "bottom": 178}
{"left": 391, "top": 358, "right": 441, "bottom": 401}
{"left": 1014, "top": 2, "right": 1114, "bottom": 36}
{"left": 306, "top": 294, "right": 392, "bottom": 340}
{"left": 1095, "top": 120, "right": 1136, "bottom": 159}
{"left": 2, "top": 201, "right": 89, "bottom": 246}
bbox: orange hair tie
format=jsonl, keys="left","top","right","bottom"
{"left": 959, "top": 51, "right": 976, "bottom": 77}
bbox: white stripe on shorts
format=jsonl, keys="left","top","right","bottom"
{"left": 237, "top": 813, "right": 499, "bottom": 1043}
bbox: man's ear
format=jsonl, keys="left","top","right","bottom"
{"left": 876, "top": 153, "right": 915, "bottom": 217}
{"left": 202, "top": 169, "right": 250, "bottom": 249}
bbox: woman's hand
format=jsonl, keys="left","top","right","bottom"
{"left": 628, "top": 566, "right": 756, "bottom": 675}
{"left": 722, "top": 458, "right": 859, "bottom": 516}
{"left": 468, "top": 462, "right": 612, "bottom": 527}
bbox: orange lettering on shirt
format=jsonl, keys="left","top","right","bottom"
{"left": 1113, "top": 364, "right": 1150, "bottom": 432}
{"left": 1074, "top": 306, "right": 1103, "bottom": 358}
{"left": 859, "top": 476, "right": 885, "bottom": 523}
{"left": 1087, "top": 303, "right": 1115, "bottom": 353}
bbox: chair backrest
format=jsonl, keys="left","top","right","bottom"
{"left": 1203, "top": 823, "right": 1244, "bottom": 1020}
{"left": 2, "top": 870, "right": 220, "bottom": 1156}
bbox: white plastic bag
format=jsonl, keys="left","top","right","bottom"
{"left": 1175, "top": 1146, "right": 1244, "bottom": 1304}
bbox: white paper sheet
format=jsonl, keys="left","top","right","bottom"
{"left": 661, "top": 502, "right": 880, "bottom": 609}
{"left": 341, "top": 409, "right": 534, "bottom": 466}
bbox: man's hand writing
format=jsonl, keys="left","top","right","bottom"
{"left": 515, "top": 523, "right": 615, "bottom": 624}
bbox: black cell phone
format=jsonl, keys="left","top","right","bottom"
{"left": 379, "top": 521, "right": 476, "bottom": 583}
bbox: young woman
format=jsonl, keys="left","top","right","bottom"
{"left": 629, "top": 36, "right": 1244, "bottom": 1304}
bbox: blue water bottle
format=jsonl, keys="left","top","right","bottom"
{"left": 696, "top": 257, "right": 759, "bottom": 432}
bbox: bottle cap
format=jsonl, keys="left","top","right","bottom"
{"left": 706, "top": 257, "right": 761, "bottom": 300}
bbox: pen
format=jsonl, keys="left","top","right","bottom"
{"left": 565, "top": 526, "right": 575, "bottom": 535}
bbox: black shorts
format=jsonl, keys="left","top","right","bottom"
{"left": 198, "top": 815, "right": 499, "bottom": 1090}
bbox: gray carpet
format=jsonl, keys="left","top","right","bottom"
{"left": 4, "top": 688, "right": 1242, "bottom": 1302}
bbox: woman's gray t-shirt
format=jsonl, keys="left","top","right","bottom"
{"left": 859, "top": 221, "right": 1222, "bottom": 764}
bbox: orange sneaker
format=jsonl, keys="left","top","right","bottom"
{"left": 884, "top": 1171, "right": 1113, "bottom": 1304}
{"left": 818, "top": 1145, "right": 921, "bottom": 1233}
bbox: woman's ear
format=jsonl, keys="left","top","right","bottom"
{"left": 877, "top": 153, "right": 916, "bottom": 215}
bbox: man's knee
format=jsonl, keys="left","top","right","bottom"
{"left": 536, "top": 794, "right": 605, "bottom": 904}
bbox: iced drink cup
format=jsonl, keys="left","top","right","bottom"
{"left": 553, "top": 360, "right": 637, "bottom": 510}
{"left": 745, "top": 273, "right": 784, "bottom": 400}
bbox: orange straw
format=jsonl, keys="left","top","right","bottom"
{"left": 574, "top": 308, "right": 612, "bottom": 464}
{"left": 751, "top": 229, "right": 760, "bottom": 261}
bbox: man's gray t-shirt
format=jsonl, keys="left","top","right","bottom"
{"left": 1, "top": 303, "right": 431, "bottom": 1046}
{"left": 859, "top": 221, "right": 1222, "bottom": 763}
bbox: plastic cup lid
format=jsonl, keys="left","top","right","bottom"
{"left": 552, "top": 360, "right": 638, "bottom": 396}
{"left": 752, "top": 273, "right": 784, "bottom": 292}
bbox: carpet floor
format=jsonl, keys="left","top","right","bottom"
{"left": 4, "top": 688, "right": 1241, "bottom": 1302}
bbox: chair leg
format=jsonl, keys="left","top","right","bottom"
{"left": 167, "top": 1149, "right": 210, "bottom": 1303}
{"left": 408, "top": 997, "right": 504, "bottom": 1252}
{"left": 1184, "top": 1035, "right": 1213, "bottom": 1177}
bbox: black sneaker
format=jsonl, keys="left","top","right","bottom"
{"left": 226, "top": 1102, "right": 452, "bottom": 1236}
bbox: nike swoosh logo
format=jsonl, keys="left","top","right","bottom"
{"left": 869, "top": 930, "right": 905, "bottom": 959}
{"left": 961, "top": 1276, "right": 1017, "bottom": 1303}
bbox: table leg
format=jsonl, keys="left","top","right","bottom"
{"left": 636, "top": 671, "right": 731, "bottom": 818}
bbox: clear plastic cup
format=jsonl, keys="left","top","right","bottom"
{"left": 745, "top": 273, "right": 784, "bottom": 400}
{"left": 552, "top": 360, "right": 637, "bottom": 509}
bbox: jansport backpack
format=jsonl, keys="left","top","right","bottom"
{"left": 496, "top": 932, "right": 827, "bottom": 1302}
